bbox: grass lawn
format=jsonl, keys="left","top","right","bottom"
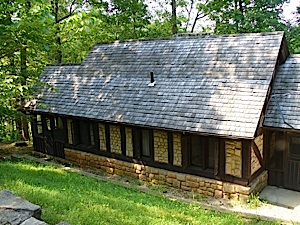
{"left": 0, "top": 159, "right": 277, "bottom": 225}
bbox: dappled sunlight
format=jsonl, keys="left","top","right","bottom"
{"left": 7, "top": 161, "right": 67, "bottom": 175}
{"left": 0, "top": 160, "right": 268, "bottom": 224}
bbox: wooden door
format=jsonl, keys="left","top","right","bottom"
{"left": 44, "top": 117, "right": 54, "bottom": 156}
{"left": 267, "top": 131, "right": 285, "bottom": 187}
{"left": 285, "top": 136, "right": 300, "bottom": 191}
{"left": 52, "top": 117, "right": 65, "bottom": 158}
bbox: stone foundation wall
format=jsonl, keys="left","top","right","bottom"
{"left": 64, "top": 148, "right": 267, "bottom": 201}
{"left": 251, "top": 134, "right": 263, "bottom": 175}
{"left": 125, "top": 127, "right": 133, "bottom": 157}
{"left": 99, "top": 123, "right": 107, "bottom": 151}
{"left": 154, "top": 130, "right": 168, "bottom": 163}
{"left": 173, "top": 133, "right": 182, "bottom": 166}
{"left": 110, "top": 125, "right": 121, "bottom": 154}
{"left": 225, "top": 140, "right": 242, "bottom": 178}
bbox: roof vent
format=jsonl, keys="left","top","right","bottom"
{"left": 148, "top": 72, "right": 156, "bottom": 87}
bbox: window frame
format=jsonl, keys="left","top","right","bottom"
{"left": 187, "top": 134, "right": 219, "bottom": 172}
{"left": 132, "top": 127, "right": 154, "bottom": 161}
{"left": 67, "top": 119, "right": 99, "bottom": 153}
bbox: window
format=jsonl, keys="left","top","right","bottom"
{"left": 54, "top": 117, "right": 63, "bottom": 129}
{"left": 89, "top": 123, "right": 95, "bottom": 146}
{"left": 45, "top": 117, "right": 51, "bottom": 131}
{"left": 53, "top": 117, "right": 64, "bottom": 142}
{"left": 290, "top": 136, "right": 300, "bottom": 160}
{"left": 132, "top": 127, "right": 153, "bottom": 160}
{"left": 189, "top": 135, "right": 218, "bottom": 170}
{"left": 36, "top": 115, "right": 43, "bottom": 135}
{"left": 68, "top": 119, "right": 98, "bottom": 152}
{"left": 191, "top": 136, "right": 203, "bottom": 166}
{"left": 142, "top": 129, "right": 151, "bottom": 157}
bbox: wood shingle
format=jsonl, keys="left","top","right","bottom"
{"left": 33, "top": 32, "right": 285, "bottom": 138}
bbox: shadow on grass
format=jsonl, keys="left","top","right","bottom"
{"left": 0, "top": 160, "right": 277, "bottom": 225}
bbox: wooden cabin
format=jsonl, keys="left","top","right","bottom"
{"left": 264, "top": 55, "right": 300, "bottom": 191}
{"left": 26, "top": 32, "right": 293, "bottom": 200}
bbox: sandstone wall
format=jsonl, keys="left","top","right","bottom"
{"left": 98, "top": 123, "right": 107, "bottom": 151}
{"left": 173, "top": 133, "right": 182, "bottom": 166}
{"left": 125, "top": 127, "right": 133, "bottom": 157}
{"left": 65, "top": 148, "right": 267, "bottom": 201}
{"left": 251, "top": 134, "right": 263, "bottom": 175}
{"left": 110, "top": 125, "right": 121, "bottom": 154}
{"left": 225, "top": 140, "right": 242, "bottom": 178}
{"left": 154, "top": 130, "right": 169, "bottom": 163}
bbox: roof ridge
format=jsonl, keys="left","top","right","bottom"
{"left": 92, "top": 31, "right": 285, "bottom": 47}
{"left": 45, "top": 63, "right": 81, "bottom": 67}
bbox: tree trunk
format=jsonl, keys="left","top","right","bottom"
{"left": 171, "top": 0, "right": 177, "bottom": 34}
{"left": 19, "top": 44, "right": 30, "bottom": 141}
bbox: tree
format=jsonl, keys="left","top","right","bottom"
{"left": 286, "top": 5, "right": 300, "bottom": 53}
{"left": 199, "top": 0, "right": 288, "bottom": 34}
{"left": 0, "top": 0, "right": 54, "bottom": 140}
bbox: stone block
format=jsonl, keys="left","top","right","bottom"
{"left": 139, "top": 174, "right": 147, "bottom": 181}
{"left": 106, "top": 168, "right": 114, "bottom": 174}
{"left": 211, "top": 184, "right": 217, "bottom": 190}
{"left": 167, "top": 172, "right": 176, "bottom": 178}
{"left": 158, "top": 174, "right": 166, "bottom": 181}
{"left": 223, "top": 193, "right": 230, "bottom": 199}
{"left": 0, "top": 190, "right": 43, "bottom": 224}
{"left": 204, "top": 182, "right": 210, "bottom": 188}
{"left": 217, "top": 185, "right": 223, "bottom": 191}
{"left": 230, "top": 193, "right": 239, "bottom": 200}
{"left": 186, "top": 175, "right": 198, "bottom": 182}
{"left": 20, "top": 217, "right": 48, "bottom": 225}
{"left": 207, "top": 192, "right": 214, "bottom": 197}
{"left": 214, "top": 190, "right": 223, "bottom": 198}
{"left": 186, "top": 181, "right": 199, "bottom": 188}
{"left": 151, "top": 179, "right": 158, "bottom": 184}
{"left": 173, "top": 180, "right": 181, "bottom": 188}
{"left": 181, "top": 185, "right": 190, "bottom": 191}
{"left": 134, "top": 164, "right": 142, "bottom": 171}
{"left": 239, "top": 194, "right": 248, "bottom": 202}
{"left": 207, "top": 188, "right": 215, "bottom": 193}
{"left": 235, "top": 185, "right": 250, "bottom": 195}
{"left": 176, "top": 174, "right": 186, "bottom": 181}
{"left": 166, "top": 177, "right": 174, "bottom": 184}
{"left": 151, "top": 168, "right": 159, "bottom": 174}
{"left": 223, "top": 183, "right": 236, "bottom": 193}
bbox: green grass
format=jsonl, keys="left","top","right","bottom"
{"left": 0, "top": 160, "right": 277, "bottom": 225}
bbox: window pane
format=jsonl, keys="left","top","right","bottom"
{"left": 90, "top": 124, "right": 95, "bottom": 146}
{"left": 46, "top": 118, "right": 51, "bottom": 131}
{"left": 36, "top": 115, "right": 43, "bottom": 135}
{"left": 290, "top": 136, "right": 300, "bottom": 160}
{"left": 142, "top": 129, "right": 150, "bottom": 157}
{"left": 191, "top": 136, "right": 202, "bottom": 166}
{"left": 54, "top": 117, "right": 63, "bottom": 129}
{"left": 208, "top": 138, "right": 218, "bottom": 169}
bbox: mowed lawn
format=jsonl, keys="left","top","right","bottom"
{"left": 0, "top": 160, "right": 276, "bottom": 225}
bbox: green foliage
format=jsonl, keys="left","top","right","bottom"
{"left": 0, "top": 160, "right": 278, "bottom": 225}
{"left": 286, "top": 6, "right": 300, "bottom": 54}
{"left": 247, "top": 193, "right": 263, "bottom": 208}
{"left": 199, "top": 0, "right": 288, "bottom": 34}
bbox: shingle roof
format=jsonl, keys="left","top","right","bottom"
{"left": 33, "top": 32, "right": 285, "bottom": 138}
{"left": 264, "top": 55, "right": 300, "bottom": 130}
